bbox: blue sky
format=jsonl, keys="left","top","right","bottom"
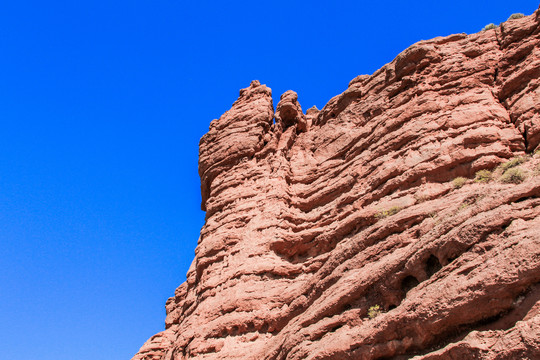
{"left": 0, "top": 1, "right": 538, "bottom": 359}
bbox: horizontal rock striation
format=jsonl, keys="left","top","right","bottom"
{"left": 134, "top": 10, "right": 540, "bottom": 360}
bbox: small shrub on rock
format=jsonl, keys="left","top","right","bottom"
{"left": 368, "top": 305, "right": 382, "bottom": 319}
{"left": 474, "top": 169, "right": 492, "bottom": 183}
{"left": 458, "top": 202, "right": 470, "bottom": 211}
{"left": 483, "top": 23, "right": 497, "bottom": 31}
{"left": 508, "top": 13, "right": 525, "bottom": 20}
{"left": 375, "top": 206, "right": 402, "bottom": 219}
{"left": 500, "top": 156, "right": 526, "bottom": 171}
{"left": 414, "top": 193, "right": 429, "bottom": 203}
{"left": 452, "top": 177, "right": 467, "bottom": 189}
{"left": 500, "top": 168, "right": 526, "bottom": 184}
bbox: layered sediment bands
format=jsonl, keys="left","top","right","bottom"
{"left": 133, "top": 10, "right": 540, "bottom": 360}
{"left": 198, "top": 80, "right": 274, "bottom": 210}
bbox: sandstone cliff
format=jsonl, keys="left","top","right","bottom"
{"left": 133, "top": 10, "right": 540, "bottom": 360}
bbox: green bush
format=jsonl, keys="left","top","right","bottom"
{"left": 508, "top": 13, "right": 525, "bottom": 20}
{"left": 368, "top": 305, "right": 382, "bottom": 319}
{"left": 375, "top": 206, "right": 402, "bottom": 219}
{"left": 458, "top": 202, "right": 470, "bottom": 211}
{"left": 500, "top": 156, "right": 526, "bottom": 171}
{"left": 500, "top": 168, "right": 526, "bottom": 184}
{"left": 483, "top": 23, "right": 497, "bottom": 31}
{"left": 474, "top": 169, "right": 492, "bottom": 183}
{"left": 452, "top": 177, "right": 467, "bottom": 189}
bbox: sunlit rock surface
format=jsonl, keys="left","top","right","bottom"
{"left": 134, "top": 10, "right": 540, "bottom": 360}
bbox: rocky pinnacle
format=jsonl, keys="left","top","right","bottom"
{"left": 134, "top": 10, "right": 540, "bottom": 360}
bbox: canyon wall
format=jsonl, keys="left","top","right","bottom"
{"left": 133, "top": 10, "right": 540, "bottom": 360}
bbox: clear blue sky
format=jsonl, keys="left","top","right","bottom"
{"left": 0, "top": 1, "right": 537, "bottom": 359}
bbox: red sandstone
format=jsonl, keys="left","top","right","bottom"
{"left": 134, "top": 10, "right": 540, "bottom": 360}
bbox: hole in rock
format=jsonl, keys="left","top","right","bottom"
{"left": 363, "top": 110, "right": 371, "bottom": 119}
{"left": 502, "top": 221, "right": 512, "bottom": 231}
{"left": 425, "top": 255, "right": 442, "bottom": 278}
{"left": 515, "top": 195, "right": 536, "bottom": 203}
{"left": 401, "top": 275, "right": 420, "bottom": 295}
{"left": 294, "top": 251, "right": 309, "bottom": 262}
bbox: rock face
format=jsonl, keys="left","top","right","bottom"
{"left": 134, "top": 11, "right": 540, "bottom": 360}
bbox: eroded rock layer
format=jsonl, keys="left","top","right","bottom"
{"left": 134, "top": 11, "right": 540, "bottom": 360}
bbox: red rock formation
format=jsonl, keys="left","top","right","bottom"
{"left": 133, "top": 10, "right": 540, "bottom": 360}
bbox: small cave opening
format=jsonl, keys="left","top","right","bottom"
{"left": 515, "top": 195, "right": 537, "bottom": 203}
{"left": 426, "top": 255, "right": 442, "bottom": 278}
{"left": 401, "top": 275, "right": 420, "bottom": 295}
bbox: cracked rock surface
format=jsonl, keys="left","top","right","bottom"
{"left": 133, "top": 10, "right": 540, "bottom": 360}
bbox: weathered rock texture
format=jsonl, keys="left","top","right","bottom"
{"left": 134, "top": 11, "right": 540, "bottom": 360}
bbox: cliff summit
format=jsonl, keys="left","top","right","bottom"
{"left": 134, "top": 10, "right": 540, "bottom": 360}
